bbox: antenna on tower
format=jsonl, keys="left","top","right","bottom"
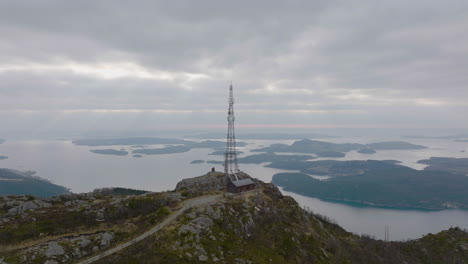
{"left": 384, "top": 225, "right": 390, "bottom": 242}
{"left": 224, "top": 82, "right": 239, "bottom": 181}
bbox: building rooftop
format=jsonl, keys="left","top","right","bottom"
{"left": 230, "top": 178, "right": 255, "bottom": 187}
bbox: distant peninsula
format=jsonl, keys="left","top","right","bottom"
{"left": 90, "top": 149, "right": 129, "bottom": 156}
{"left": 273, "top": 165, "right": 468, "bottom": 210}
{"left": 417, "top": 157, "right": 468, "bottom": 175}
{"left": 252, "top": 139, "right": 426, "bottom": 154}
{"left": 0, "top": 156, "right": 8, "bottom": 160}
{"left": 73, "top": 137, "right": 249, "bottom": 158}
{"left": 132, "top": 140, "right": 247, "bottom": 156}
{"left": 252, "top": 140, "right": 362, "bottom": 153}
{"left": 133, "top": 145, "right": 191, "bottom": 155}
{"left": 0, "top": 169, "right": 70, "bottom": 197}
{"left": 205, "top": 153, "right": 314, "bottom": 165}
{"left": 190, "top": 160, "right": 205, "bottom": 164}
{"left": 267, "top": 159, "right": 401, "bottom": 176}
{"left": 366, "top": 141, "right": 426, "bottom": 150}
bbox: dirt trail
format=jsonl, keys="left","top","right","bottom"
{"left": 76, "top": 194, "right": 221, "bottom": 264}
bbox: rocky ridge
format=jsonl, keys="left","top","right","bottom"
{"left": 1, "top": 179, "right": 467, "bottom": 264}
{"left": 96, "top": 183, "right": 468, "bottom": 264}
{"left": 0, "top": 189, "right": 182, "bottom": 263}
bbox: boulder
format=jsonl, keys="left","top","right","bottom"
{"left": 100, "top": 232, "right": 114, "bottom": 248}
{"left": 45, "top": 242, "right": 64, "bottom": 257}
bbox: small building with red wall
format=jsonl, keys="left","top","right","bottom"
{"left": 227, "top": 178, "right": 256, "bottom": 193}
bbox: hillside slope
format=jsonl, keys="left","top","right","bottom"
{"left": 1, "top": 182, "right": 467, "bottom": 264}
{"left": 95, "top": 184, "right": 468, "bottom": 264}
{"left": 0, "top": 169, "right": 69, "bottom": 197}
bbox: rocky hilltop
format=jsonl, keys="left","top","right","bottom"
{"left": 175, "top": 170, "right": 252, "bottom": 192}
{"left": 1, "top": 179, "right": 467, "bottom": 264}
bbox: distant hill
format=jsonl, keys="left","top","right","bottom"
{"left": 186, "top": 132, "right": 335, "bottom": 140}
{"left": 358, "top": 147, "right": 376, "bottom": 154}
{"left": 132, "top": 140, "right": 247, "bottom": 156}
{"left": 72, "top": 137, "right": 189, "bottom": 146}
{"left": 133, "top": 145, "right": 192, "bottom": 155}
{"left": 267, "top": 159, "right": 401, "bottom": 176}
{"left": 252, "top": 139, "right": 426, "bottom": 154}
{"left": 205, "top": 152, "right": 314, "bottom": 165}
{"left": 0, "top": 169, "right": 69, "bottom": 197}
{"left": 208, "top": 150, "right": 243, "bottom": 155}
{"left": 74, "top": 137, "right": 248, "bottom": 157}
{"left": 366, "top": 141, "right": 426, "bottom": 150}
{"left": 418, "top": 157, "right": 468, "bottom": 175}
{"left": 316, "top": 150, "right": 346, "bottom": 157}
{"left": 272, "top": 166, "right": 468, "bottom": 210}
{"left": 252, "top": 139, "right": 363, "bottom": 153}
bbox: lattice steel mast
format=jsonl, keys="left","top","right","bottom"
{"left": 224, "top": 83, "right": 240, "bottom": 181}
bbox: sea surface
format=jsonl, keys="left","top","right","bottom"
{"left": 1, "top": 136, "right": 468, "bottom": 240}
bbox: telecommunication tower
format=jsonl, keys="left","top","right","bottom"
{"left": 224, "top": 83, "right": 240, "bottom": 181}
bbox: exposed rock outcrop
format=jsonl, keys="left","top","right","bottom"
{"left": 175, "top": 170, "right": 253, "bottom": 192}
{"left": 16, "top": 232, "right": 115, "bottom": 263}
{"left": 6, "top": 200, "right": 52, "bottom": 215}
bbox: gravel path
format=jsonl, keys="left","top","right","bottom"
{"left": 76, "top": 194, "right": 221, "bottom": 264}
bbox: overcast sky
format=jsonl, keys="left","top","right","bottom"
{"left": 1, "top": 0, "right": 468, "bottom": 137}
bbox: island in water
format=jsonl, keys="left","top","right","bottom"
{"left": 90, "top": 149, "right": 129, "bottom": 156}
{"left": 272, "top": 164, "right": 468, "bottom": 210}
{"left": 186, "top": 132, "right": 335, "bottom": 140}
{"left": 267, "top": 159, "right": 401, "bottom": 176}
{"left": 366, "top": 141, "right": 426, "bottom": 150}
{"left": 74, "top": 137, "right": 250, "bottom": 157}
{"left": 209, "top": 150, "right": 244, "bottom": 155}
{"left": 0, "top": 138, "right": 4, "bottom": 144}
{"left": 252, "top": 139, "right": 426, "bottom": 155}
{"left": 0, "top": 169, "right": 70, "bottom": 197}
{"left": 133, "top": 145, "right": 192, "bottom": 155}
{"left": 132, "top": 154, "right": 143, "bottom": 158}
{"left": 205, "top": 152, "right": 314, "bottom": 165}
{"left": 132, "top": 140, "right": 247, "bottom": 156}
{"left": 190, "top": 160, "right": 205, "bottom": 164}
{"left": 417, "top": 157, "right": 468, "bottom": 175}
{"left": 315, "top": 151, "right": 346, "bottom": 158}
{"left": 357, "top": 148, "right": 376, "bottom": 154}
{"left": 187, "top": 140, "right": 247, "bottom": 149}
{"left": 0, "top": 156, "right": 7, "bottom": 160}
{"left": 73, "top": 137, "right": 189, "bottom": 146}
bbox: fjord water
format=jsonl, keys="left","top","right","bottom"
{"left": 1, "top": 137, "right": 468, "bottom": 240}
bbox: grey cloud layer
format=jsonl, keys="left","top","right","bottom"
{"left": 0, "top": 0, "right": 467, "bottom": 133}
